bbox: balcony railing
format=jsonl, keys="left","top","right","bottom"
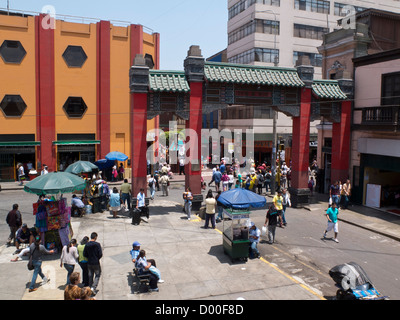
{"left": 362, "top": 106, "right": 400, "bottom": 126}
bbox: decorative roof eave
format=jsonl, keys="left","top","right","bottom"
{"left": 204, "top": 61, "right": 305, "bottom": 88}
{"left": 312, "top": 80, "right": 348, "bottom": 100}
{"left": 149, "top": 70, "right": 191, "bottom": 93}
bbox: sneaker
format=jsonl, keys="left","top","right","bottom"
{"left": 334, "top": 238, "right": 339, "bottom": 243}
{"left": 158, "top": 279, "right": 165, "bottom": 283}
{"left": 149, "top": 288, "right": 159, "bottom": 292}
{"left": 42, "top": 277, "right": 50, "bottom": 284}
{"left": 323, "top": 233, "right": 327, "bottom": 239}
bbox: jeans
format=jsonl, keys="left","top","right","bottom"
{"left": 216, "top": 206, "right": 223, "bottom": 221}
{"left": 332, "top": 195, "right": 340, "bottom": 206}
{"left": 121, "top": 193, "right": 131, "bottom": 210}
{"left": 282, "top": 204, "right": 287, "bottom": 225}
{"left": 204, "top": 213, "right": 215, "bottom": 229}
{"left": 150, "top": 187, "right": 155, "bottom": 199}
{"left": 185, "top": 201, "right": 192, "bottom": 219}
{"left": 88, "top": 264, "right": 101, "bottom": 291}
{"left": 264, "top": 181, "right": 271, "bottom": 193}
{"left": 79, "top": 261, "right": 89, "bottom": 286}
{"left": 29, "top": 260, "right": 45, "bottom": 290}
{"left": 268, "top": 225, "right": 277, "bottom": 244}
{"left": 64, "top": 263, "right": 75, "bottom": 285}
{"left": 250, "top": 242, "right": 259, "bottom": 257}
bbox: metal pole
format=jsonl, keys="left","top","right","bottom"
{"left": 271, "top": 110, "right": 277, "bottom": 195}
{"left": 7, "top": 0, "right": 10, "bottom": 15}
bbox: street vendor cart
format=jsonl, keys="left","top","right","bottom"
{"left": 222, "top": 208, "right": 251, "bottom": 262}
{"left": 217, "top": 188, "right": 266, "bottom": 262}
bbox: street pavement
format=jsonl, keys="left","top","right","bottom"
{"left": 0, "top": 172, "right": 399, "bottom": 301}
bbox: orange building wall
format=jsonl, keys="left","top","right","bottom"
{"left": 0, "top": 15, "right": 37, "bottom": 136}
{"left": 54, "top": 20, "right": 97, "bottom": 136}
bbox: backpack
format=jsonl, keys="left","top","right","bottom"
{"left": 148, "top": 178, "right": 154, "bottom": 188}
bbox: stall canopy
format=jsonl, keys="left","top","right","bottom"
{"left": 64, "top": 160, "right": 98, "bottom": 174}
{"left": 217, "top": 188, "right": 267, "bottom": 210}
{"left": 24, "top": 172, "right": 86, "bottom": 195}
{"left": 105, "top": 151, "right": 128, "bottom": 161}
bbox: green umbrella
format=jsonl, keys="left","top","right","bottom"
{"left": 24, "top": 172, "right": 87, "bottom": 195}
{"left": 64, "top": 161, "right": 98, "bottom": 174}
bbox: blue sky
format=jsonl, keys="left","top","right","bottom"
{"left": 3, "top": 0, "right": 228, "bottom": 70}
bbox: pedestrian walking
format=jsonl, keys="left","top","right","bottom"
{"left": 120, "top": 179, "right": 131, "bottom": 211}
{"left": 273, "top": 189, "right": 284, "bottom": 228}
{"left": 159, "top": 173, "right": 169, "bottom": 196}
{"left": 264, "top": 205, "right": 279, "bottom": 244}
{"left": 323, "top": 202, "right": 340, "bottom": 243}
{"left": 77, "top": 236, "right": 89, "bottom": 287}
{"left": 228, "top": 170, "right": 234, "bottom": 190}
{"left": 341, "top": 179, "right": 351, "bottom": 209}
{"left": 183, "top": 187, "right": 193, "bottom": 220}
{"left": 60, "top": 239, "right": 79, "bottom": 285}
{"left": 109, "top": 187, "right": 121, "bottom": 218}
{"left": 148, "top": 174, "right": 156, "bottom": 200}
{"left": 210, "top": 168, "right": 222, "bottom": 192}
{"left": 83, "top": 232, "right": 103, "bottom": 296}
{"left": 222, "top": 172, "right": 229, "bottom": 192}
{"left": 204, "top": 189, "right": 216, "bottom": 229}
{"left": 281, "top": 188, "right": 291, "bottom": 226}
{"left": 257, "top": 170, "right": 264, "bottom": 195}
{"left": 28, "top": 235, "right": 55, "bottom": 292}
{"left": 17, "top": 164, "right": 25, "bottom": 186}
{"left": 329, "top": 181, "right": 340, "bottom": 207}
{"left": 6, "top": 204, "right": 22, "bottom": 247}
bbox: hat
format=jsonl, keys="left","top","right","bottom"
{"left": 132, "top": 241, "right": 141, "bottom": 247}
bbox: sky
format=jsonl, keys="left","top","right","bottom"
{"left": 3, "top": 0, "right": 228, "bottom": 70}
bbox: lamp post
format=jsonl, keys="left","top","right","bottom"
{"left": 253, "top": 9, "right": 279, "bottom": 194}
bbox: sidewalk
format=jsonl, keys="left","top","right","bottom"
{"left": 3, "top": 198, "right": 323, "bottom": 301}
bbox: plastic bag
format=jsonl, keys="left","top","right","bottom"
{"left": 262, "top": 226, "right": 267, "bottom": 236}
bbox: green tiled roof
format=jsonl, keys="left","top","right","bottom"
{"left": 312, "top": 80, "right": 347, "bottom": 100}
{"left": 149, "top": 70, "right": 190, "bottom": 93}
{"left": 204, "top": 62, "right": 305, "bottom": 88}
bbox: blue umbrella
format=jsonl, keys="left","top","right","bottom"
{"left": 105, "top": 151, "right": 128, "bottom": 161}
{"left": 217, "top": 188, "right": 267, "bottom": 210}
{"left": 94, "top": 159, "right": 115, "bottom": 170}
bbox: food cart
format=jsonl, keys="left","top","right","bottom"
{"left": 222, "top": 208, "right": 251, "bottom": 262}
{"left": 217, "top": 188, "right": 266, "bottom": 262}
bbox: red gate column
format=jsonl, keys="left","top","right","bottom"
{"left": 130, "top": 55, "right": 149, "bottom": 199}
{"left": 35, "top": 14, "right": 56, "bottom": 172}
{"left": 331, "top": 100, "right": 352, "bottom": 184}
{"left": 289, "top": 59, "right": 314, "bottom": 208}
{"left": 290, "top": 87, "right": 312, "bottom": 207}
{"left": 184, "top": 46, "right": 205, "bottom": 211}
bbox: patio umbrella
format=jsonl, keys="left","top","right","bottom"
{"left": 23, "top": 172, "right": 87, "bottom": 195}
{"left": 94, "top": 159, "right": 115, "bottom": 170}
{"left": 217, "top": 188, "right": 267, "bottom": 210}
{"left": 105, "top": 151, "right": 128, "bottom": 162}
{"left": 64, "top": 160, "right": 98, "bottom": 174}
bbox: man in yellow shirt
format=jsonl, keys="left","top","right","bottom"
{"left": 120, "top": 179, "right": 131, "bottom": 211}
{"left": 272, "top": 189, "right": 284, "bottom": 228}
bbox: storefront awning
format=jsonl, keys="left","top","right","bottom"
{"left": 0, "top": 141, "right": 41, "bottom": 146}
{"left": 53, "top": 140, "right": 101, "bottom": 146}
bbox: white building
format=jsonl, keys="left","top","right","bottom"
{"left": 227, "top": 0, "right": 400, "bottom": 78}
{"left": 219, "top": 0, "right": 400, "bottom": 166}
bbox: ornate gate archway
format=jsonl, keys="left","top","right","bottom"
{"left": 130, "top": 46, "right": 352, "bottom": 209}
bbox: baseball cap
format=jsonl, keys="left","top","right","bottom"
{"left": 132, "top": 241, "right": 141, "bottom": 247}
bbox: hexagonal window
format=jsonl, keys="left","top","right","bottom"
{"left": 0, "top": 40, "right": 27, "bottom": 64}
{"left": 62, "top": 45, "right": 87, "bottom": 68}
{"left": 0, "top": 95, "right": 27, "bottom": 117}
{"left": 63, "top": 97, "right": 88, "bottom": 118}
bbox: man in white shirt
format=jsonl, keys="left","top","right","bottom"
{"left": 249, "top": 222, "right": 261, "bottom": 259}
{"left": 41, "top": 166, "right": 48, "bottom": 175}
